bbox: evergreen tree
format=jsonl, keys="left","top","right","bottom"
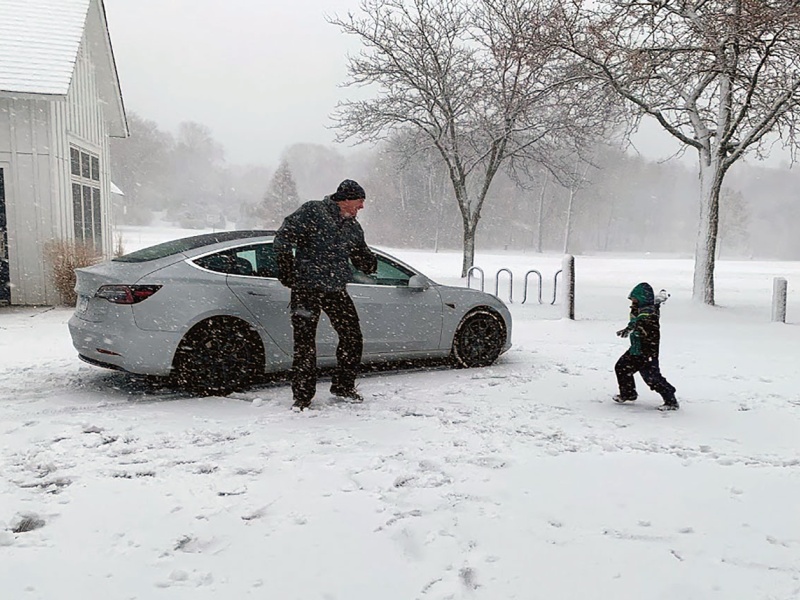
{"left": 260, "top": 160, "right": 300, "bottom": 228}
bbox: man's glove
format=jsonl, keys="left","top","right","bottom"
{"left": 276, "top": 252, "right": 295, "bottom": 289}
{"left": 616, "top": 327, "right": 631, "bottom": 338}
{"left": 278, "top": 271, "right": 294, "bottom": 289}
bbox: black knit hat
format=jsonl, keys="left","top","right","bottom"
{"left": 331, "top": 179, "right": 366, "bottom": 201}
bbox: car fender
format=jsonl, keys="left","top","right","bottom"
{"left": 435, "top": 285, "right": 512, "bottom": 352}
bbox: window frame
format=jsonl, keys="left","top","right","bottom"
{"left": 191, "top": 242, "right": 279, "bottom": 279}
{"left": 70, "top": 145, "right": 103, "bottom": 251}
{"left": 351, "top": 254, "right": 416, "bottom": 287}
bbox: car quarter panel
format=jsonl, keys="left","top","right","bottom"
{"left": 130, "top": 262, "right": 291, "bottom": 372}
{"left": 130, "top": 261, "right": 246, "bottom": 332}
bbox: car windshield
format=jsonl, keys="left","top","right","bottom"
{"left": 113, "top": 230, "right": 274, "bottom": 263}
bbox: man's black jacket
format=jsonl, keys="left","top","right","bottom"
{"left": 273, "top": 198, "right": 377, "bottom": 292}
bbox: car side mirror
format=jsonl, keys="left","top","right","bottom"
{"left": 408, "top": 274, "right": 430, "bottom": 291}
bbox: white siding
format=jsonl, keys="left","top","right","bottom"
{"left": 0, "top": 1, "right": 121, "bottom": 305}
{"left": 0, "top": 98, "right": 56, "bottom": 305}
{"left": 64, "top": 37, "right": 112, "bottom": 257}
{"left": 0, "top": 35, "right": 112, "bottom": 305}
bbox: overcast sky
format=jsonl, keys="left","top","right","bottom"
{"left": 105, "top": 0, "right": 364, "bottom": 167}
{"left": 104, "top": 0, "right": 791, "bottom": 171}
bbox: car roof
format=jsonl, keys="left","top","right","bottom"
{"left": 113, "top": 230, "right": 276, "bottom": 263}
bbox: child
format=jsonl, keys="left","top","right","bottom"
{"left": 613, "top": 282, "right": 678, "bottom": 411}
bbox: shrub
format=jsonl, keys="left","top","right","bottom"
{"left": 44, "top": 240, "right": 102, "bottom": 306}
{"left": 114, "top": 233, "right": 126, "bottom": 258}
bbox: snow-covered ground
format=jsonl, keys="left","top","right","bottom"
{"left": 1, "top": 225, "right": 799, "bottom": 600}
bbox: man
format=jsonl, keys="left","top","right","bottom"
{"left": 273, "top": 179, "right": 377, "bottom": 411}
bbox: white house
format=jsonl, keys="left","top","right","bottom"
{"left": 0, "top": 0, "right": 128, "bottom": 305}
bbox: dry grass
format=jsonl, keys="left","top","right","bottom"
{"left": 43, "top": 240, "right": 102, "bottom": 306}
{"left": 114, "top": 233, "right": 125, "bottom": 258}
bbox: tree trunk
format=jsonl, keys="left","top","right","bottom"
{"left": 563, "top": 186, "right": 576, "bottom": 254}
{"left": 692, "top": 158, "right": 725, "bottom": 305}
{"left": 461, "top": 224, "right": 476, "bottom": 277}
{"left": 536, "top": 172, "right": 548, "bottom": 253}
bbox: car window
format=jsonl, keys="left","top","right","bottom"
{"left": 194, "top": 250, "right": 254, "bottom": 275}
{"left": 351, "top": 256, "right": 414, "bottom": 286}
{"left": 193, "top": 243, "right": 278, "bottom": 278}
{"left": 252, "top": 244, "right": 279, "bottom": 278}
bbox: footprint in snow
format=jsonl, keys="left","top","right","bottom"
{"left": 459, "top": 566, "right": 479, "bottom": 590}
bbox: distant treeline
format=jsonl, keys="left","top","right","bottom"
{"left": 111, "top": 112, "right": 800, "bottom": 260}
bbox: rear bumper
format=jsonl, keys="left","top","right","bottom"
{"left": 68, "top": 313, "right": 182, "bottom": 376}
{"left": 78, "top": 353, "right": 127, "bottom": 372}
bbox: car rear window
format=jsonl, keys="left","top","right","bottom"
{"left": 113, "top": 230, "right": 274, "bottom": 263}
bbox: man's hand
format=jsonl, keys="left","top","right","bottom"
{"left": 616, "top": 328, "right": 630, "bottom": 338}
{"left": 278, "top": 272, "right": 294, "bottom": 289}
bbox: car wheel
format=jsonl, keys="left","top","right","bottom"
{"left": 451, "top": 309, "right": 506, "bottom": 368}
{"left": 172, "top": 317, "right": 265, "bottom": 395}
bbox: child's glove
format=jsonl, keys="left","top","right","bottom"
{"left": 616, "top": 327, "right": 631, "bottom": 338}
{"left": 655, "top": 289, "right": 670, "bottom": 304}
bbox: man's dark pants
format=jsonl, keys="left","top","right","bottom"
{"left": 290, "top": 289, "right": 362, "bottom": 404}
{"left": 615, "top": 351, "right": 676, "bottom": 399}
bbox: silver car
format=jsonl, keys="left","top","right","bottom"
{"left": 69, "top": 231, "right": 512, "bottom": 393}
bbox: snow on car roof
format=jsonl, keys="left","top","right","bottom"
{"left": 113, "top": 230, "right": 275, "bottom": 263}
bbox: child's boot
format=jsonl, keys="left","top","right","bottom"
{"left": 657, "top": 394, "right": 679, "bottom": 411}
{"left": 613, "top": 393, "right": 637, "bottom": 403}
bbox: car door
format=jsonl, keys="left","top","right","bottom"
{"left": 347, "top": 254, "right": 444, "bottom": 357}
{"left": 205, "top": 243, "right": 294, "bottom": 357}
{"left": 219, "top": 244, "right": 444, "bottom": 361}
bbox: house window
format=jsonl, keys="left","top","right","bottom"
{"left": 71, "top": 147, "right": 102, "bottom": 249}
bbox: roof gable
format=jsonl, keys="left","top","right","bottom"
{"left": 0, "top": 0, "right": 90, "bottom": 96}
{"left": 0, "top": 0, "right": 128, "bottom": 137}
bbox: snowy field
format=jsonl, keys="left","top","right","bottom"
{"left": 1, "top": 224, "right": 799, "bottom": 600}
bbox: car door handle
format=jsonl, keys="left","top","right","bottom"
{"left": 247, "top": 291, "right": 273, "bottom": 298}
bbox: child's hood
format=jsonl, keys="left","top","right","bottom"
{"left": 628, "top": 282, "right": 655, "bottom": 306}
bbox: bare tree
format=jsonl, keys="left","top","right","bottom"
{"left": 330, "top": 0, "right": 612, "bottom": 276}
{"left": 558, "top": 0, "right": 800, "bottom": 304}
{"left": 535, "top": 168, "right": 549, "bottom": 253}
{"left": 562, "top": 153, "right": 596, "bottom": 253}
{"left": 109, "top": 112, "right": 175, "bottom": 225}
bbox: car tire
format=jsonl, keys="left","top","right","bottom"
{"left": 451, "top": 309, "right": 506, "bottom": 369}
{"left": 172, "top": 317, "right": 265, "bottom": 395}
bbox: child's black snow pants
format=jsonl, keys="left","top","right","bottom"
{"left": 615, "top": 351, "right": 676, "bottom": 400}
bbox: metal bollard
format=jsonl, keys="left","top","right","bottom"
{"left": 561, "top": 255, "right": 575, "bottom": 320}
{"left": 772, "top": 277, "right": 787, "bottom": 323}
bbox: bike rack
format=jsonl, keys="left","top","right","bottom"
{"left": 466, "top": 266, "right": 485, "bottom": 291}
{"left": 550, "top": 269, "right": 562, "bottom": 305}
{"left": 522, "top": 270, "right": 543, "bottom": 304}
{"left": 467, "top": 266, "right": 562, "bottom": 305}
{"left": 494, "top": 268, "right": 513, "bottom": 303}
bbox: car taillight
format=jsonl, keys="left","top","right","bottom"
{"left": 96, "top": 285, "right": 162, "bottom": 304}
